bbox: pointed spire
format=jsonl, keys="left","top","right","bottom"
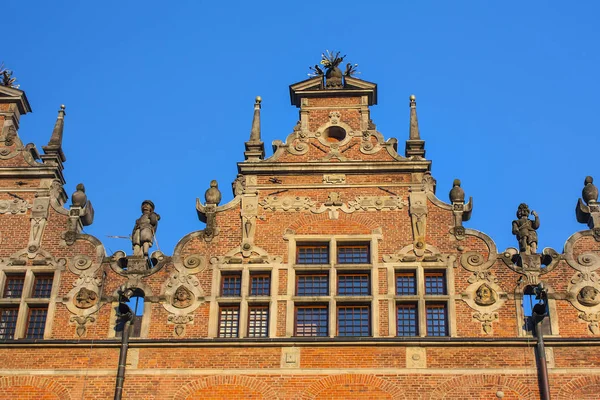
{"left": 244, "top": 96, "right": 265, "bottom": 161}
{"left": 405, "top": 95, "right": 425, "bottom": 159}
{"left": 42, "top": 104, "right": 66, "bottom": 163}
{"left": 409, "top": 95, "right": 420, "bottom": 140}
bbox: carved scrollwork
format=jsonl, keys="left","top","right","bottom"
{"left": 167, "top": 314, "right": 194, "bottom": 337}
{"left": 563, "top": 231, "right": 600, "bottom": 272}
{"left": 181, "top": 254, "right": 207, "bottom": 274}
{"left": 460, "top": 251, "right": 497, "bottom": 273}
{"left": 70, "top": 315, "right": 96, "bottom": 337}
{"left": 259, "top": 196, "right": 315, "bottom": 212}
{"left": 0, "top": 199, "right": 30, "bottom": 214}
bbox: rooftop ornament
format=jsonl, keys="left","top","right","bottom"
{"left": 0, "top": 62, "right": 19, "bottom": 89}
{"left": 308, "top": 50, "right": 358, "bottom": 89}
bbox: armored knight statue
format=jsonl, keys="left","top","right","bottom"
{"left": 132, "top": 200, "right": 160, "bottom": 257}
{"left": 512, "top": 203, "right": 540, "bottom": 254}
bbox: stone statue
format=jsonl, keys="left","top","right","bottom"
{"left": 71, "top": 183, "right": 87, "bottom": 208}
{"left": 308, "top": 51, "right": 355, "bottom": 89}
{"left": 232, "top": 174, "right": 246, "bottom": 196}
{"left": 132, "top": 200, "right": 160, "bottom": 257}
{"left": 512, "top": 203, "right": 540, "bottom": 254}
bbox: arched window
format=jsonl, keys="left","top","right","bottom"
{"left": 116, "top": 288, "right": 145, "bottom": 338}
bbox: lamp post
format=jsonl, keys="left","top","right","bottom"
{"left": 532, "top": 283, "right": 550, "bottom": 400}
{"left": 114, "top": 290, "right": 134, "bottom": 400}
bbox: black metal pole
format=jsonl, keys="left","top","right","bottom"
{"left": 535, "top": 319, "right": 551, "bottom": 400}
{"left": 114, "top": 318, "right": 131, "bottom": 400}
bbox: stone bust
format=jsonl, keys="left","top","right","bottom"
{"left": 474, "top": 284, "right": 496, "bottom": 306}
{"left": 172, "top": 286, "right": 193, "bottom": 309}
{"left": 74, "top": 287, "right": 98, "bottom": 309}
{"left": 512, "top": 203, "right": 540, "bottom": 254}
{"left": 578, "top": 286, "right": 600, "bottom": 307}
{"left": 132, "top": 200, "right": 160, "bottom": 257}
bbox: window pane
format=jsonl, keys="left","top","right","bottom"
{"left": 218, "top": 306, "right": 239, "bottom": 338}
{"left": 26, "top": 307, "right": 47, "bottom": 339}
{"left": 221, "top": 274, "right": 241, "bottom": 297}
{"left": 426, "top": 304, "right": 447, "bottom": 336}
{"left": 295, "top": 306, "right": 328, "bottom": 336}
{"left": 338, "top": 274, "right": 369, "bottom": 296}
{"left": 32, "top": 274, "right": 53, "bottom": 298}
{"left": 425, "top": 271, "right": 446, "bottom": 295}
{"left": 337, "top": 245, "right": 369, "bottom": 264}
{"left": 396, "top": 271, "right": 416, "bottom": 295}
{"left": 337, "top": 306, "right": 370, "bottom": 337}
{"left": 297, "top": 274, "right": 328, "bottom": 296}
{"left": 0, "top": 307, "right": 18, "bottom": 339}
{"left": 297, "top": 245, "right": 329, "bottom": 264}
{"left": 397, "top": 304, "right": 418, "bottom": 336}
{"left": 3, "top": 275, "right": 25, "bottom": 298}
{"left": 250, "top": 274, "right": 270, "bottom": 296}
{"left": 248, "top": 306, "right": 268, "bottom": 338}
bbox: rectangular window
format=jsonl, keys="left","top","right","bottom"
{"left": 296, "top": 274, "right": 329, "bottom": 296}
{"left": 0, "top": 307, "right": 18, "bottom": 339}
{"left": 26, "top": 307, "right": 47, "bottom": 339}
{"left": 250, "top": 273, "right": 270, "bottom": 296}
{"left": 397, "top": 303, "right": 418, "bottom": 336}
{"left": 425, "top": 271, "right": 446, "bottom": 295}
{"left": 248, "top": 305, "right": 268, "bottom": 338}
{"left": 295, "top": 306, "right": 328, "bottom": 336}
{"left": 426, "top": 303, "right": 448, "bottom": 336}
{"left": 337, "top": 305, "right": 370, "bottom": 337}
{"left": 218, "top": 306, "right": 240, "bottom": 338}
{"left": 221, "top": 273, "right": 241, "bottom": 297}
{"left": 32, "top": 274, "right": 53, "bottom": 298}
{"left": 3, "top": 274, "right": 25, "bottom": 298}
{"left": 297, "top": 244, "right": 329, "bottom": 264}
{"left": 396, "top": 271, "right": 417, "bottom": 295}
{"left": 337, "top": 244, "right": 369, "bottom": 264}
{"left": 337, "top": 273, "right": 370, "bottom": 296}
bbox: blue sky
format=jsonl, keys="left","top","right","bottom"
{"left": 4, "top": 1, "right": 599, "bottom": 256}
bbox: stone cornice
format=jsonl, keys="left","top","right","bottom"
{"left": 238, "top": 160, "right": 431, "bottom": 175}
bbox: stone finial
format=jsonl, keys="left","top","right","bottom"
{"left": 405, "top": 95, "right": 426, "bottom": 158}
{"left": 42, "top": 105, "right": 66, "bottom": 163}
{"left": 512, "top": 203, "right": 540, "bottom": 254}
{"left": 71, "top": 183, "right": 87, "bottom": 208}
{"left": 576, "top": 176, "right": 600, "bottom": 240}
{"left": 244, "top": 96, "right": 265, "bottom": 161}
{"left": 205, "top": 180, "right": 221, "bottom": 206}
{"left": 449, "top": 179, "right": 465, "bottom": 203}
{"left": 582, "top": 176, "right": 598, "bottom": 205}
{"left": 131, "top": 200, "right": 160, "bottom": 257}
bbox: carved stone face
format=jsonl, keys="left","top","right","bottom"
{"left": 517, "top": 203, "right": 530, "bottom": 219}
{"left": 172, "top": 286, "right": 193, "bottom": 309}
{"left": 141, "top": 202, "right": 154, "bottom": 214}
{"left": 578, "top": 286, "right": 600, "bottom": 306}
{"left": 74, "top": 287, "right": 98, "bottom": 309}
{"left": 475, "top": 284, "right": 496, "bottom": 306}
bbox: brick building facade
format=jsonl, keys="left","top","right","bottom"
{"left": 0, "top": 58, "right": 599, "bottom": 399}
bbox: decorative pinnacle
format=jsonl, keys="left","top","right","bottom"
{"left": 409, "top": 95, "right": 420, "bottom": 140}
{"left": 255, "top": 96, "right": 262, "bottom": 104}
{"left": 244, "top": 96, "right": 265, "bottom": 160}
{"left": 42, "top": 104, "right": 67, "bottom": 163}
{"left": 249, "top": 96, "right": 262, "bottom": 142}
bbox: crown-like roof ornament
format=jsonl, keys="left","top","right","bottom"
{"left": 308, "top": 50, "right": 359, "bottom": 89}
{"left": 0, "top": 62, "right": 19, "bottom": 89}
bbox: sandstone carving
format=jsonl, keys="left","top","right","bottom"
{"left": 578, "top": 286, "right": 600, "bottom": 307}
{"left": 172, "top": 285, "right": 194, "bottom": 309}
{"left": 474, "top": 284, "right": 497, "bottom": 306}
{"left": 512, "top": 203, "right": 539, "bottom": 255}
{"left": 260, "top": 196, "right": 315, "bottom": 212}
{"left": 74, "top": 287, "right": 98, "bottom": 309}
{"left": 132, "top": 200, "right": 160, "bottom": 257}
{"left": 0, "top": 198, "right": 30, "bottom": 214}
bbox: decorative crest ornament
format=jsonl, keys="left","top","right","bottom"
{"left": 308, "top": 50, "right": 358, "bottom": 88}
{"left": 0, "top": 62, "right": 19, "bottom": 89}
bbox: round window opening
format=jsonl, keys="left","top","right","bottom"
{"left": 323, "top": 126, "right": 347, "bottom": 143}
